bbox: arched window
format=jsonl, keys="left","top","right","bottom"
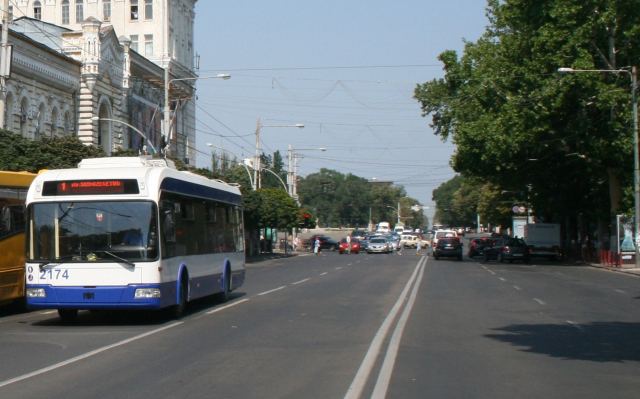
{"left": 61, "top": 1, "right": 69, "bottom": 24}
{"left": 75, "top": 0, "right": 84, "bottom": 23}
{"left": 51, "top": 108, "right": 58, "bottom": 136}
{"left": 33, "top": 1, "right": 42, "bottom": 19}
{"left": 36, "top": 103, "right": 45, "bottom": 140}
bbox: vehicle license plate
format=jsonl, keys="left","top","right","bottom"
{"left": 514, "top": 254, "right": 522, "bottom": 257}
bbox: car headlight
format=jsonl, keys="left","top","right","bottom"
{"left": 134, "top": 288, "right": 161, "bottom": 298}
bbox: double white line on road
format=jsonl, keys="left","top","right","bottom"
{"left": 345, "top": 256, "right": 427, "bottom": 399}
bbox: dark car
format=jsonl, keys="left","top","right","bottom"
{"left": 310, "top": 235, "right": 339, "bottom": 251}
{"left": 468, "top": 237, "right": 495, "bottom": 258}
{"left": 350, "top": 230, "right": 369, "bottom": 240}
{"left": 483, "top": 238, "right": 530, "bottom": 263}
{"left": 433, "top": 237, "right": 463, "bottom": 260}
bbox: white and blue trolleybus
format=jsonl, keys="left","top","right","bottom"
{"left": 24, "top": 157, "right": 245, "bottom": 322}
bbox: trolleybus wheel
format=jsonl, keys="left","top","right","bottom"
{"left": 218, "top": 268, "right": 231, "bottom": 303}
{"left": 171, "top": 276, "right": 188, "bottom": 319}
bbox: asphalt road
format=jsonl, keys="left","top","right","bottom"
{"left": 0, "top": 250, "right": 639, "bottom": 398}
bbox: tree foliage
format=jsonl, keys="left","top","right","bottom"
{"left": 414, "top": 0, "right": 640, "bottom": 237}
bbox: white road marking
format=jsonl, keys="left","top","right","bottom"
{"left": 345, "top": 257, "right": 427, "bottom": 399}
{"left": 488, "top": 270, "right": 496, "bottom": 275}
{"left": 614, "top": 289, "right": 626, "bottom": 294}
{"left": 481, "top": 265, "right": 487, "bottom": 270}
{"left": 533, "top": 298, "right": 546, "bottom": 305}
{"left": 292, "top": 278, "right": 310, "bottom": 285}
{"left": 206, "top": 299, "right": 250, "bottom": 314}
{"left": 567, "top": 320, "right": 584, "bottom": 332}
{"left": 499, "top": 277, "right": 506, "bottom": 282}
{"left": 371, "top": 256, "right": 427, "bottom": 399}
{"left": 336, "top": 267, "right": 343, "bottom": 270}
{"left": 257, "top": 286, "right": 287, "bottom": 296}
{"left": 513, "top": 286, "right": 522, "bottom": 290}
{"left": 0, "top": 322, "right": 183, "bottom": 388}
{"left": 320, "top": 272, "right": 328, "bottom": 276}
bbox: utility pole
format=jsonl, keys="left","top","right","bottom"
{"left": 0, "top": 0, "right": 9, "bottom": 130}
{"left": 254, "top": 118, "right": 261, "bottom": 190}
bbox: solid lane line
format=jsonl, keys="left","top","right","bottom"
{"left": 344, "top": 257, "right": 426, "bottom": 399}
{"left": 257, "top": 286, "right": 287, "bottom": 296}
{"left": 371, "top": 256, "right": 427, "bottom": 399}
{"left": 206, "top": 299, "right": 250, "bottom": 314}
{"left": 0, "top": 322, "right": 183, "bottom": 388}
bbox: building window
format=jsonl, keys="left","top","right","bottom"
{"left": 76, "top": 0, "right": 84, "bottom": 23}
{"left": 61, "top": 1, "right": 69, "bottom": 24}
{"left": 144, "top": 34, "right": 153, "bottom": 56}
{"left": 103, "top": 0, "right": 111, "bottom": 21}
{"left": 131, "top": 0, "right": 138, "bottom": 20}
{"left": 33, "top": 1, "right": 42, "bottom": 19}
{"left": 144, "top": 0, "right": 152, "bottom": 19}
{"left": 130, "top": 34, "right": 138, "bottom": 52}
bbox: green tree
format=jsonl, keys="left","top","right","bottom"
{"left": 414, "top": 0, "right": 640, "bottom": 245}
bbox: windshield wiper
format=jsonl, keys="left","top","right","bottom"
{"left": 103, "top": 251, "right": 136, "bottom": 267}
{"left": 38, "top": 254, "right": 77, "bottom": 269}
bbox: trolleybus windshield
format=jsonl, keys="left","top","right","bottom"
{"left": 27, "top": 201, "right": 158, "bottom": 262}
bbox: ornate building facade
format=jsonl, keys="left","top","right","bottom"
{"left": 8, "top": 0, "right": 198, "bottom": 164}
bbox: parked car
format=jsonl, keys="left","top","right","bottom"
{"left": 483, "top": 238, "right": 530, "bottom": 263}
{"left": 350, "top": 230, "right": 369, "bottom": 240}
{"left": 468, "top": 237, "right": 495, "bottom": 258}
{"left": 310, "top": 235, "right": 339, "bottom": 251}
{"left": 367, "top": 237, "right": 391, "bottom": 254}
{"left": 339, "top": 237, "right": 360, "bottom": 254}
{"left": 433, "top": 237, "right": 463, "bottom": 260}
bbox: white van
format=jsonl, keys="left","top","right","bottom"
{"left": 376, "top": 222, "right": 391, "bottom": 233}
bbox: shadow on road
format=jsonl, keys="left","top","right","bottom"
{"left": 485, "top": 322, "right": 640, "bottom": 363}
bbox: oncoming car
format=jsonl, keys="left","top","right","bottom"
{"left": 339, "top": 238, "right": 360, "bottom": 254}
{"left": 367, "top": 237, "right": 391, "bottom": 254}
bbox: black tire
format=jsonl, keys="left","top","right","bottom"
{"left": 171, "top": 275, "right": 188, "bottom": 319}
{"left": 217, "top": 269, "right": 231, "bottom": 303}
{"left": 58, "top": 309, "right": 78, "bottom": 324}
{"left": 434, "top": 254, "right": 439, "bottom": 260}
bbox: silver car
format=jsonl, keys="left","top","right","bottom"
{"left": 367, "top": 237, "right": 391, "bottom": 254}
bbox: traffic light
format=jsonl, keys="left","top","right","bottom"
{"left": 304, "top": 213, "right": 310, "bottom": 227}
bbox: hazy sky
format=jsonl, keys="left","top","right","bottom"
{"left": 192, "top": 1, "right": 490, "bottom": 223}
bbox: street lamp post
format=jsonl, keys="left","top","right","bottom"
{"left": 91, "top": 116, "right": 157, "bottom": 155}
{"left": 205, "top": 143, "right": 254, "bottom": 190}
{"left": 287, "top": 145, "right": 326, "bottom": 198}
{"left": 164, "top": 73, "right": 231, "bottom": 157}
{"left": 254, "top": 118, "right": 304, "bottom": 190}
{"left": 559, "top": 66, "right": 639, "bottom": 268}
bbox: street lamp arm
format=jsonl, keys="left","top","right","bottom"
{"left": 91, "top": 117, "right": 157, "bottom": 155}
{"left": 262, "top": 168, "right": 288, "bottom": 193}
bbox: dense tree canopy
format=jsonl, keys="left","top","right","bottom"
{"left": 414, "top": 0, "right": 640, "bottom": 242}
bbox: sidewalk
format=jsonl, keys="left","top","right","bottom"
{"left": 587, "top": 262, "right": 640, "bottom": 276}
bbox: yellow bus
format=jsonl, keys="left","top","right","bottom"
{"left": 0, "top": 171, "right": 36, "bottom": 306}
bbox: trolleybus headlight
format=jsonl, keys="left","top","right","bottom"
{"left": 26, "top": 288, "right": 46, "bottom": 298}
{"left": 134, "top": 288, "right": 161, "bottom": 298}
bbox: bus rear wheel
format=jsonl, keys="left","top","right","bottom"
{"left": 58, "top": 309, "right": 78, "bottom": 324}
{"left": 217, "top": 269, "right": 231, "bottom": 303}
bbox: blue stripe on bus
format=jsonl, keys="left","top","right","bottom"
{"left": 160, "top": 177, "right": 242, "bottom": 206}
{"left": 26, "top": 284, "right": 167, "bottom": 310}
